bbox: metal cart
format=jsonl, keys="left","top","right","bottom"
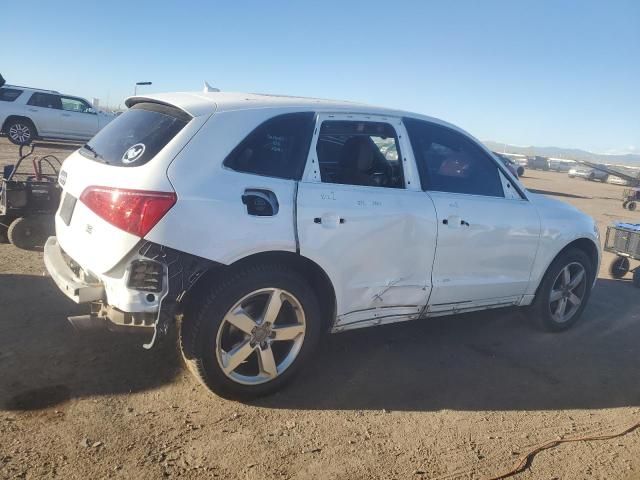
{"left": 0, "top": 142, "right": 65, "bottom": 249}
{"left": 605, "top": 223, "right": 640, "bottom": 287}
{"left": 622, "top": 187, "right": 640, "bottom": 211}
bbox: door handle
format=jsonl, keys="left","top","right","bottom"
{"left": 28, "top": 108, "right": 38, "bottom": 112}
{"left": 442, "top": 215, "right": 469, "bottom": 228}
{"left": 61, "top": 113, "right": 71, "bottom": 117}
{"left": 314, "top": 214, "right": 345, "bottom": 228}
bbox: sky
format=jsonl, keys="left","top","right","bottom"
{"left": 1, "top": 0, "right": 639, "bottom": 154}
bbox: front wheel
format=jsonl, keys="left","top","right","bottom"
{"left": 528, "top": 249, "right": 593, "bottom": 332}
{"left": 180, "top": 264, "right": 322, "bottom": 400}
{"left": 628, "top": 201, "right": 637, "bottom": 212}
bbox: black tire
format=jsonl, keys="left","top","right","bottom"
{"left": 5, "top": 118, "right": 36, "bottom": 145}
{"left": 7, "top": 216, "right": 52, "bottom": 250}
{"left": 528, "top": 248, "right": 594, "bottom": 332}
{"left": 622, "top": 201, "right": 629, "bottom": 209}
{"left": 180, "top": 263, "right": 323, "bottom": 400}
{"left": 609, "top": 256, "right": 630, "bottom": 279}
{"left": 628, "top": 202, "right": 637, "bottom": 212}
{"left": 633, "top": 269, "right": 640, "bottom": 288}
{"left": 0, "top": 215, "right": 11, "bottom": 243}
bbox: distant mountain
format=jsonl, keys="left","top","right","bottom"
{"left": 483, "top": 141, "right": 640, "bottom": 166}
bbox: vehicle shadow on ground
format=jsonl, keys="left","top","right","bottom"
{"left": 2, "top": 274, "right": 639, "bottom": 413}
{"left": 258, "top": 278, "right": 640, "bottom": 412}
{"left": 0, "top": 274, "right": 181, "bottom": 411}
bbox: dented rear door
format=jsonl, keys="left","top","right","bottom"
{"left": 296, "top": 114, "right": 438, "bottom": 330}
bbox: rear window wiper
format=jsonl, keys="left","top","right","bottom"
{"left": 81, "top": 144, "right": 106, "bottom": 162}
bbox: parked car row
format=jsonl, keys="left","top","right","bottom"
{"left": 0, "top": 84, "right": 115, "bottom": 145}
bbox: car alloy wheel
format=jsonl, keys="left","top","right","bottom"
{"left": 8, "top": 123, "right": 31, "bottom": 144}
{"left": 215, "top": 287, "right": 306, "bottom": 385}
{"left": 548, "top": 262, "right": 587, "bottom": 324}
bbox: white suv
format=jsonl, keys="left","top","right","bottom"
{"left": 0, "top": 84, "right": 114, "bottom": 145}
{"left": 44, "top": 92, "right": 601, "bottom": 399}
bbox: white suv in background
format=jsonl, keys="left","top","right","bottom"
{"left": 0, "top": 84, "right": 114, "bottom": 145}
{"left": 44, "top": 91, "right": 601, "bottom": 399}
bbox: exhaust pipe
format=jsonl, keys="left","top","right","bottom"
{"left": 67, "top": 314, "right": 108, "bottom": 332}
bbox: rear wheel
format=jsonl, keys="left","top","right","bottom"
{"left": 622, "top": 201, "right": 629, "bottom": 209}
{"left": 180, "top": 264, "right": 322, "bottom": 399}
{"left": 7, "top": 216, "right": 52, "bottom": 250}
{"left": 528, "top": 249, "right": 593, "bottom": 332}
{"left": 609, "top": 256, "right": 630, "bottom": 279}
{"left": 6, "top": 119, "right": 36, "bottom": 145}
{"left": 0, "top": 215, "right": 12, "bottom": 243}
{"left": 628, "top": 201, "right": 637, "bottom": 211}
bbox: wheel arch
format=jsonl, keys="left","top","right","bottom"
{"left": 2, "top": 115, "right": 38, "bottom": 135}
{"left": 178, "top": 250, "right": 337, "bottom": 332}
{"left": 533, "top": 237, "right": 600, "bottom": 298}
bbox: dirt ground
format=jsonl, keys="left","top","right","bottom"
{"left": 1, "top": 137, "right": 639, "bottom": 480}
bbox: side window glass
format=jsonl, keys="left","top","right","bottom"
{"left": 316, "top": 121, "right": 404, "bottom": 189}
{"left": 27, "top": 93, "right": 62, "bottom": 109}
{"left": 404, "top": 118, "right": 503, "bottom": 197}
{"left": 223, "top": 112, "right": 315, "bottom": 180}
{"left": 61, "top": 97, "right": 92, "bottom": 113}
{"left": 0, "top": 88, "right": 23, "bottom": 102}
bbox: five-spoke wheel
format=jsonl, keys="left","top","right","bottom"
{"left": 529, "top": 248, "right": 593, "bottom": 331}
{"left": 216, "top": 288, "right": 306, "bottom": 385}
{"left": 180, "top": 264, "right": 322, "bottom": 399}
{"left": 548, "top": 262, "right": 587, "bottom": 324}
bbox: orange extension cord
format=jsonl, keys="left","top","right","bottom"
{"left": 486, "top": 421, "right": 640, "bottom": 480}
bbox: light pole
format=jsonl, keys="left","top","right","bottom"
{"left": 134, "top": 81, "right": 152, "bottom": 96}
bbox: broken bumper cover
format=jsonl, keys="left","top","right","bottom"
{"left": 44, "top": 237, "right": 217, "bottom": 348}
{"left": 43, "top": 236, "right": 104, "bottom": 303}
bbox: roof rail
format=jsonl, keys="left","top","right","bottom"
{"left": 4, "top": 84, "right": 60, "bottom": 94}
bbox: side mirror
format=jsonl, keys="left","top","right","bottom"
{"left": 86, "top": 108, "right": 97, "bottom": 114}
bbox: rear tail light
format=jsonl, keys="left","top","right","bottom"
{"left": 79, "top": 186, "right": 176, "bottom": 238}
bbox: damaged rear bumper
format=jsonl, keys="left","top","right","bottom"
{"left": 44, "top": 236, "right": 216, "bottom": 348}
{"left": 44, "top": 236, "right": 105, "bottom": 303}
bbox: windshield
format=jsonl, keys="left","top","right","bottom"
{"left": 80, "top": 102, "right": 191, "bottom": 167}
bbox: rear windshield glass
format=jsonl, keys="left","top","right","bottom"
{"left": 80, "top": 102, "right": 191, "bottom": 167}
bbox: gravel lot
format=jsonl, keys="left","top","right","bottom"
{"left": 1, "top": 137, "right": 639, "bottom": 479}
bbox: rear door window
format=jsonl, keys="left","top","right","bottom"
{"left": 80, "top": 102, "right": 191, "bottom": 167}
{"left": 316, "top": 120, "right": 404, "bottom": 188}
{"left": 0, "top": 88, "right": 23, "bottom": 102}
{"left": 27, "top": 92, "right": 62, "bottom": 109}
